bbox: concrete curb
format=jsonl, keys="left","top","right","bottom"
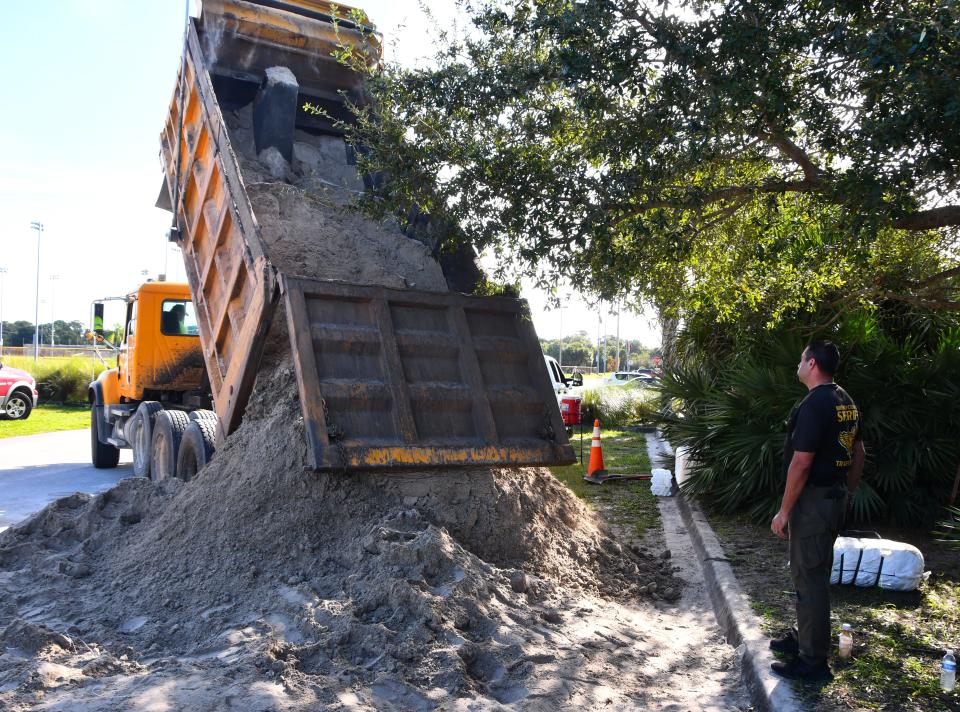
{"left": 674, "top": 492, "right": 804, "bottom": 712}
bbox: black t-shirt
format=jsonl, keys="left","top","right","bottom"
{"left": 783, "top": 383, "right": 861, "bottom": 486}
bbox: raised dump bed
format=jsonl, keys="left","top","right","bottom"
{"left": 159, "top": 0, "right": 575, "bottom": 469}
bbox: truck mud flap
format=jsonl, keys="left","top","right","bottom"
{"left": 282, "top": 277, "right": 576, "bottom": 470}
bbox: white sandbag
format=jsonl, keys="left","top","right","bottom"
{"left": 650, "top": 468, "right": 673, "bottom": 497}
{"left": 831, "top": 537, "right": 928, "bottom": 591}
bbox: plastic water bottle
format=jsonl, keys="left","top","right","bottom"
{"left": 942, "top": 649, "right": 956, "bottom": 692}
{"left": 838, "top": 624, "right": 853, "bottom": 659}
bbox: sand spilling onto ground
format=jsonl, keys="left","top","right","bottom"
{"left": 0, "top": 345, "right": 683, "bottom": 709}
{"left": 0, "top": 88, "right": 686, "bottom": 710}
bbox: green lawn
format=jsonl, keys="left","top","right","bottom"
{"left": 0, "top": 404, "right": 89, "bottom": 439}
{"left": 708, "top": 512, "right": 960, "bottom": 711}
{"left": 550, "top": 428, "right": 659, "bottom": 537}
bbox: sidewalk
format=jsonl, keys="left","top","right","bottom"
{"left": 645, "top": 432, "right": 804, "bottom": 712}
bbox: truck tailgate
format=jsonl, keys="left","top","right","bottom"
{"left": 283, "top": 277, "right": 576, "bottom": 470}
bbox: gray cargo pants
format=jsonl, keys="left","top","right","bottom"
{"left": 788, "top": 485, "right": 847, "bottom": 666}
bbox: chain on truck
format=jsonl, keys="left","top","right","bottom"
{"left": 88, "top": 0, "right": 575, "bottom": 479}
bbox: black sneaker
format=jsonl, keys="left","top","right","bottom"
{"left": 771, "top": 658, "right": 833, "bottom": 683}
{"left": 769, "top": 630, "right": 800, "bottom": 655}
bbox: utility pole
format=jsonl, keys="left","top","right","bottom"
{"left": 614, "top": 301, "right": 621, "bottom": 371}
{"left": 596, "top": 302, "right": 603, "bottom": 373}
{"left": 49, "top": 275, "right": 60, "bottom": 348}
{"left": 30, "top": 222, "right": 43, "bottom": 361}
{"left": 0, "top": 267, "right": 7, "bottom": 352}
{"left": 558, "top": 299, "right": 564, "bottom": 369}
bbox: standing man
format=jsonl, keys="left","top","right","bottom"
{"left": 769, "top": 340, "right": 865, "bottom": 682}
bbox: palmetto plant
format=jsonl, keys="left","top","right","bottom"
{"left": 659, "top": 312, "right": 960, "bottom": 526}
{"left": 935, "top": 506, "right": 960, "bottom": 549}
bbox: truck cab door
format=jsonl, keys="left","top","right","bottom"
{"left": 154, "top": 298, "right": 204, "bottom": 390}
{"left": 118, "top": 300, "right": 137, "bottom": 395}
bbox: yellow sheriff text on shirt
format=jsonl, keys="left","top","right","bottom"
{"left": 835, "top": 405, "right": 859, "bottom": 423}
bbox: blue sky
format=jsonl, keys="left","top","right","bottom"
{"left": 0, "top": 1, "right": 658, "bottom": 346}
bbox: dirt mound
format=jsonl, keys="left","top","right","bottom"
{"left": 0, "top": 96, "right": 683, "bottom": 710}
{"left": 0, "top": 347, "right": 681, "bottom": 709}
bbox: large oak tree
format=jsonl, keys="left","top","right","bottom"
{"left": 346, "top": 1, "right": 960, "bottom": 318}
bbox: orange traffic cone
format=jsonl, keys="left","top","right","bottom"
{"left": 583, "top": 419, "right": 608, "bottom": 484}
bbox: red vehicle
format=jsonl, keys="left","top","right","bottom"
{"left": 0, "top": 362, "right": 38, "bottom": 420}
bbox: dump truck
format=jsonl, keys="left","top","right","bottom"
{"left": 89, "top": 0, "right": 575, "bottom": 477}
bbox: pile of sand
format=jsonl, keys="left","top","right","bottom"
{"left": 0, "top": 95, "right": 683, "bottom": 710}
{"left": 0, "top": 347, "right": 682, "bottom": 709}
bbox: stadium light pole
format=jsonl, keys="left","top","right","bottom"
{"left": 0, "top": 267, "right": 7, "bottom": 351}
{"left": 30, "top": 221, "right": 43, "bottom": 361}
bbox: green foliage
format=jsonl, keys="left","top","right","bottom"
{"left": 3, "top": 356, "right": 110, "bottom": 404}
{"left": 581, "top": 383, "right": 658, "bottom": 428}
{"left": 1, "top": 320, "right": 89, "bottom": 347}
{"left": 659, "top": 312, "right": 960, "bottom": 526}
{"left": 935, "top": 506, "right": 960, "bottom": 549}
{"left": 345, "top": 0, "right": 960, "bottom": 316}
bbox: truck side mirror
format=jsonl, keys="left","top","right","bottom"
{"left": 571, "top": 373, "right": 583, "bottom": 387}
{"left": 93, "top": 303, "right": 105, "bottom": 337}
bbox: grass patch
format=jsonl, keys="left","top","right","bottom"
{"left": 706, "top": 511, "right": 960, "bottom": 711}
{"left": 579, "top": 383, "right": 658, "bottom": 428}
{"left": 550, "top": 428, "right": 659, "bottom": 538}
{"left": 0, "top": 404, "right": 89, "bottom": 439}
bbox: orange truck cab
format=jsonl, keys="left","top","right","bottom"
{"left": 89, "top": 282, "right": 215, "bottom": 478}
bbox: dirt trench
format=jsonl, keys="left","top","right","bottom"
{"left": 0, "top": 105, "right": 692, "bottom": 710}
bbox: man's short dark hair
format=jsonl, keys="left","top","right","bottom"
{"left": 805, "top": 340, "right": 839, "bottom": 376}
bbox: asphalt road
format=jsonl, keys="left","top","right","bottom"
{"left": 0, "top": 429, "right": 133, "bottom": 532}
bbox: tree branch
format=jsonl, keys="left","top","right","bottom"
{"left": 910, "top": 265, "right": 960, "bottom": 289}
{"left": 890, "top": 206, "right": 960, "bottom": 231}
{"left": 758, "top": 127, "right": 823, "bottom": 183}
{"left": 625, "top": 180, "right": 818, "bottom": 218}
{"left": 880, "top": 292, "right": 960, "bottom": 311}
{"left": 621, "top": 183, "right": 960, "bottom": 232}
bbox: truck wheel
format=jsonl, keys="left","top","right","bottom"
{"left": 188, "top": 409, "right": 218, "bottom": 422}
{"left": 130, "top": 401, "right": 163, "bottom": 478}
{"left": 90, "top": 406, "right": 120, "bottom": 469}
{"left": 151, "top": 410, "right": 190, "bottom": 481}
{"left": 176, "top": 419, "right": 217, "bottom": 480}
{"left": 4, "top": 390, "right": 33, "bottom": 420}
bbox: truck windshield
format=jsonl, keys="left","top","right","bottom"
{"left": 160, "top": 300, "right": 199, "bottom": 336}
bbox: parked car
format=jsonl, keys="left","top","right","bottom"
{"left": 0, "top": 362, "right": 39, "bottom": 420}
{"left": 605, "top": 370, "right": 658, "bottom": 387}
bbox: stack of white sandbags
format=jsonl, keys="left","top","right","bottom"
{"left": 831, "top": 536, "right": 929, "bottom": 591}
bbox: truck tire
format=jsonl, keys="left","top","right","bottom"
{"left": 90, "top": 406, "right": 120, "bottom": 469}
{"left": 188, "top": 409, "right": 218, "bottom": 422}
{"left": 176, "top": 419, "right": 217, "bottom": 480}
{"left": 151, "top": 410, "right": 190, "bottom": 481}
{"left": 130, "top": 401, "right": 163, "bottom": 478}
